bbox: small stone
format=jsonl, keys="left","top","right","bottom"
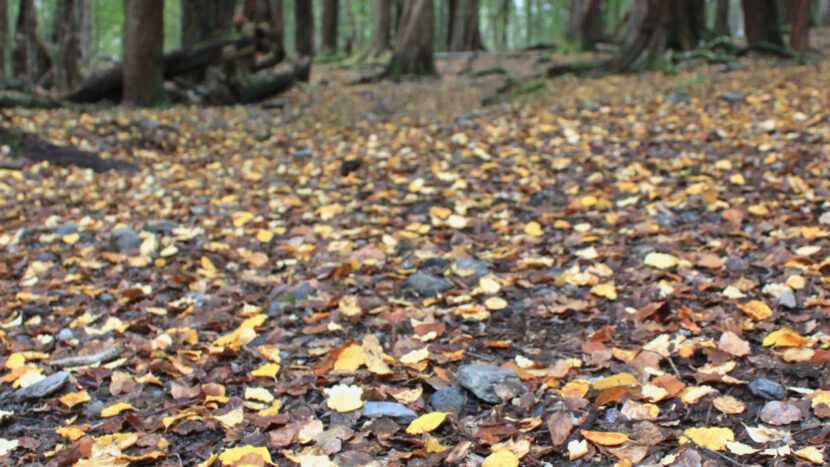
{"left": 292, "top": 283, "right": 317, "bottom": 301}
{"left": 138, "top": 119, "right": 161, "bottom": 131}
{"left": 820, "top": 212, "right": 830, "bottom": 226}
{"left": 57, "top": 328, "right": 74, "bottom": 341}
{"left": 748, "top": 378, "right": 786, "bottom": 401}
{"left": 759, "top": 401, "right": 803, "bottom": 425}
{"left": 362, "top": 402, "right": 417, "bottom": 421}
{"left": 14, "top": 371, "right": 69, "bottom": 399}
{"left": 456, "top": 364, "right": 525, "bottom": 404}
{"left": 656, "top": 214, "right": 676, "bottom": 228}
{"left": 430, "top": 386, "right": 467, "bottom": 414}
{"left": 108, "top": 227, "right": 141, "bottom": 253}
{"left": 724, "top": 256, "right": 748, "bottom": 273}
{"left": 404, "top": 272, "right": 452, "bottom": 298}
{"left": 294, "top": 148, "right": 313, "bottom": 158}
{"left": 777, "top": 290, "right": 797, "bottom": 309}
{"left": 55, "top": 223, "right": 79, "bottom": 236}
{"left": 453, "top": 258, "right": 491, "bottom": 276}
{"left": 721, "top": 92, "right": 745, "bottom": 103}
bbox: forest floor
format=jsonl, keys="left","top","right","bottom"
{"left": 0, "top": 37, "right": 829, "bottom": 467}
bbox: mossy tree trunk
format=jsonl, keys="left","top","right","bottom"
{"left": 386, "top": 0, "right": 435, "bottom": 77}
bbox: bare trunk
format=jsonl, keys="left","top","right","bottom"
{"left": 626, "top": 0, "right": 646, "bottom": 45}
{"left": 373, "top": 0, "right": 391, "bottom": 51}
{"left": 525, "top": 0, "right": 533, "bottom": 46}
{"left": 181, "top": 0, "right": 235, "bottom": 49}
{"left": 777, "top": 0, "right": 794, "bottom": 25}
{"left": 500, "top": 0, "right": 510, "bottom": 48}
{"left": 582, "top": 0, "right": 604, "bottom": 50}
{"left": 823, "top": 0, "right": 830, "bottom": 25}
{"left": 123, "top": 0, "right": 165, "bottom": 106}
{"left": 449, "top": 0, "right": 484, "bottom": 51}
{"left": 295, "top": 0, "right": 314, "bottom": 57}
{"left": 566, "top": 0, "right": 583, "bottom": 42}
{"left": 240, "top": 0, "right": 286, "bottom": 68}
{"left": 742, "top": 0, "right": 784, "bottom": 47}
{"left": 447, "top": 0, "right": 457, "bottom": 48}
{"left": 789, "top": 0, "right": 810, "bottom": 52}
{"left": 386, "top": 0, "right": 434, "bottom": 77}
{"left": 13, "top": 0, "right": 51, "bottom": 82}
{"left": 714, "top": 0, "right": 730, "bottom": 36}
{"left": 54, "top": 0, "right": 83, "bottom": 90}
{"left": 321, "top": 0, "right": 338, "bottom": 54}
{"left": 0, "top": 0, "right": 6, "bottom": 79}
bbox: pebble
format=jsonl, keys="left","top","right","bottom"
{"left": 724, "top": 256, "right": 748, "bottom": 272}
{"left": 721, "top": 92, "right": 745, "bottom": 103}
{"left": 55, "top": 223, "right": 79, "bottom": 236}
{"left": 362, "top": 402, "right": 417, "bottom": 421}
{"left": 430, "top": 386, "right": 467, "bottom": 414}
{"left": 57, "top": 328, "right": 74, "bottom": 341}
{"left": 15, "top": 371, "right": 69, "bottom": 399}
{"left": 404, "top": 272, "right": 452, "bottom": 298}
{"left": 453, "top": 258, "right": 491, "bottom": 276}
{"left": 456, "top": 364, "right": 525, "bottom": 404}
{"left": 108, "top": 227, "right": 141, "bottom": 252}
{"left": 749, "top": 378, "right": 786, "bottom": 400}
{"left": 292, "top": 283, "right": 317, "bottom": 301}
{"left": 777, "top": 290, "right": 797, "bottom": 309}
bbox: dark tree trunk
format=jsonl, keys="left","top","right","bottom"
{"left": 447, "top": 0, "right": 457, "bottom": 48}
{"left": 373, "top": 0, "right": 391, "bottom": 51}
{"left": 823, "top": 0, "right": 830, "bottom": 25}
{"left": 181, "top": 0, "right": 235, "bottom": 49}
{"left": 777, "top": 0, "right": 794, "bottom": 25}
{"left": 609, "top": 0, "right": 704, "bottom": 71}
{"left": 53, "top": 0, "right": 83, "bottom": 90}
{"left": 714, "top": 0, "right": 730, "bottom": 36}
{"left": 449, "top": 0, "right": 484, "bottom": 51}
{"left": 13, "top": 0, "right": 51, "bottom": 82}
{"left": 240, "top": 0, "right": 286, "bottom": 68}
{"left": 525, "top": 0, "right": 532, "bottom": 46}
{"left": 123, "top": 0, "right": 165, "bottom": 106}
{"left": 386, "top": 0, "right": 434, "bottom": 77}
{"left": 566, "top": 0, "right": 583, "bottom": 43}
{"left": 582, "top": 0, "right": 604, "bottom": 50}
{"left": 742, "top": 0, "right": 784, "bottom": 47}
{"left": 625, "top": 0, "right": 645, "bottom": 45}
{"left": 295, "top": 0, "right": 314, "bottom": 56}
{"left": 0, "top": 0, "right": 7, "bottom": 79}
{"left": 500, "top": 0, "right": 510, "bottom": 48}
{"left": 789, "top": 0, "right": 810, "bottom": 52}
{"left": 321, "top": 0, "right": 338, "bottom": 54}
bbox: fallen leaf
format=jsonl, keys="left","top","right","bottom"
{"left": 406, "top": 412, "right": 447, "bottom": 435}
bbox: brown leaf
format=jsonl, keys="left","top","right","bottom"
{"left": 546, "top": 411, "right": 573, "bottom": 446}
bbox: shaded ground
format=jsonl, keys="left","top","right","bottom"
{"left": 0, "top": 40, "right": 828, "bottom": 466}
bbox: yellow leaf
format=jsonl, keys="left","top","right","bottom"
{"left": 482, "top": 449, "right": 519, "bottom": 467}
{"left": 729, "top": 173, "right": 746, "bottom": 185}
{"left": 200, "top": 256, "right": 215, "bottom": 270}
{"left": 59, "top": 390, "right": 91, "bottom": 408}
{"left": 738, "top": 300, "right": 772, "bottom": 320}
{"left": 644, "top": 252, "right": 678, "bottom": 269}
{"left": 55, "top": 426, "right": 87, "bottom": 441}
{"left": 231, "top": 211, "right": 255, "bottom": 227}
{"left": 485, "top": 297, "right": 508, "bottom": 310}
{"left": 362, "top": 334, "right": 392, "bottom": 375}
{"left": 786, "top": 275, "right": 806, "bottom": 290}
{"left": 425, "top": 437, "right": 450, "bottom": 453}
{"left": 250, "top": 363, "right": 280, "bottom": 379}
{"left": 324, "top": 384, "right": 363, "bottom": 412}
{"left": 713, "top": 395, "right": 745, "bottom": 415}
{"left": 400, "top": 347, "right": 430, "bottom": 365}
{"left": 62, "top": 232, "right": 80, "bottom": 244}
{"left": 337, "top": 295, "right": 362, "bottom": 317}
{"left": 795, "top": 446, "right": 825, "bottom": 465}
{"left": 256, "top": 345, "right": 282, "bottom": 363}
{"left": 568, "top": 439, "right": 588, "bottom": 460}
{"left": 560, "top": 380, "right": 591, "bottom": 399}
{"left": 762, "top": 328, "right": 812, "bottom": 348}
{"left": 580, "top": 430, "right": 629, "bottom": 446}
{"left": 255, "top": 229, "right": 273, "bottom": 243}
{"left": 406, "top": 412, "right": 447, "bottom": 434}
{"left": 244, "top": 387, "right": 274, "bottom": 403}
{"left": 524, "top": 221, "right": 543, "bottom": 237}
{"left": 100, "top": 402, "right": 135, "bottom": 418}
{"left": 591, "top": 282, "right": 617, "bottom": 300}
{"left": 430, "top": 206, "right": 452, "bottom": 220}
{"left": 213, "top": 407, "right": 243, "bottom": 428}
{"left": 447, "top": 214, "right": 468, "bottom": 229}
{"left": 795, "top": 245, "right": 821, "bottom": 257}
{"left": 680, "top": 427, "right": 734, "bottom": 451}
{"left": 258, "top": 400, "right": 282, "bottom": 417}
{"left": 334, "top": 343, "right": 364, "bottom": 371}
{"left": 726, "top": 441, "right": 759, "bottom": 456}
{"left": 479, "top": 276, "right": 501, "bottom": 294}
{"left": 217, "top": 445, "right": 272, "bottom": 466}
{"left": 593, "top": 372, "right": 638, "bottom": 390}
{"left": 5, "top": 353, "right": 25, "bottom": 369}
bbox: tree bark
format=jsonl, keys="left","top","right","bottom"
{"left": 123, "top": 0, "right": 165, "bottom": 106}
{"left": 566, "top": 0, "right": 583, "bottom": 43}
{"left": 373, "top": 0, "right": 391, "bottom": 51}
{"left": 53, "top": 0, "right": 83, "bottom": 91}
{"left": 822, "top": 0, "right": 830, "bottom": 25}
{"left": 386, "top": 0, "right": 434, "bottom": 77}
{"left": 777, "top": 0, "right": 794, "bottom": 25}
{"left": 295, "top": 0, "right": 314, "bottom": 57}
{"left": 625, "top": 0, "right": 645, "bottom": 45}
{"left": 742, "top": 0, "right": 784, "bottom": 47}
{"left": 582, "top": 0, "right": 604, "bottom": 50}
{"left": 449, "top": 0, "right": 484, "bottom": 51}
{"left": 321, "top": 0, "right": 339, "bottom": 54}
{"left": 525, "top": 0, "right": 533, "bottom": 46}
{"left": 13, "top": 0, "right": 51, "bottom": 82}
{"left": 447, "top": 0, "right": 457, "bottom": 49}
{"left": 500, "top": 0, "right": 510, "bottom": 48}
{"left": 714, "top": 0, "right": 730, "bottom": 36}
{"left": 0, "top": 0, "right": 7, "bottom": 80}
{"left": 789, "top": 0, "right": 810, "bottom": 52}
{"left": 240, "top": 0, "right": 286, "bottom": 69}
{"left": 181, "top": 0, "right": 236, "bottom": 49}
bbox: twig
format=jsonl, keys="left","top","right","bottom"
{"left": 681, "top": 436, "right": 741, "bottom": 466}
{"left": 49, "top": 345, "right": 124, "bottom": 368}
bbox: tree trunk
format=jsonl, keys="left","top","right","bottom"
{"left": 789, "top": 0, "right": 810, "bottom": 52}
{"left": 625, "top": 0, "right": 646, "bottom": 45}
{"left": 295, "top": 0, "right": 314, "bottom": 57}
{"left": 582, "top": 0, "right": 604, "bottom": 50}
{"left": 386, "top": 0, "right": 434, "bottom": 77}
{"left": 321, "top": 0, "right": 338, "bottom": 55}
{"left": 373, "top": 0, "right": 391, "bottom": 51}
{"left": 447, "top": 0, "right": 457, "bottom": 49}
{"left": 609, "top": 0, "right": 703, "bottom": 72}
{"left": 181, "top": 0, "right": 235, "bottom": 49}
{"left": 525, "top": 0, "right": 533, "bottom": 46}
{"left": 566, "top": 0, "right": 583, "bottom": 43}
{"left": 714, "top": 0, "right": 730, "bottom": 36}
{"left": 822, "top": 0, "right": 830, "bottom": 25}
{"left": 123, "top": 0, "right": 165, "bottom": 106}
{"left": 742, "top": 0, "right": 784, "bottom": 47}
{"left": 0, "top": 0, "right": 7, "bottom": 80}
{"left": 449, "top": 0, "right": 484, "bottom": 51}
{"left": 53, "top": 0, "right": 83, "bottom": 91}
{"left": 500, "top": 0, "right": 510, "bottom": 48}
{"left": 777, "top": 0, "right": 794, "bottom": 25}
{"left": 13, "top": 0, "right": 51, "bottom": 82}
{"left": 240, "top": 0, "right": 286, "bottom": 69}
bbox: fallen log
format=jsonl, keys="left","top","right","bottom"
{"left": 62, "top": 27, "right": 282, "bottom": 104}
{"left": 0, "top": 126, "right": 137, "bottom": 172}
{"left": 229, "top": 57, "right": 311, "bottom": 104}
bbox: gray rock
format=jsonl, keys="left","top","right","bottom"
{"left": 404, "top": 272, "right": 452, "bottom": 298}
{"left": 294, "top": 148, "right": 313, "bottom": 158}
{"left": 453, "top": 258, "right": 491, "bottom": 277}
{"left": 749, "top": 378, "right": 786, "bottom": 400}
{"left": 56, "top": 223, "right": 79, "bottom": 236}
{"left": 362, "top": 402, "right": 417, "bottom": 420}
{"left": 725, "top": 256, "right": 748, "bottom": 272}
{"left": 108, "top": 227, "right": 141, "bottom": 252}
{"left": 15, "top": 371, "right": 69, "bottom": 399}
{"left": 722, "top": 92, "right": 745, "bottom": 103}
{"left": 292, "top": 283, "right": 317, "bottom": 301}
{"left": 57, "top": 328, "right": 74, "bottom": 341}
{"left": 85, "top": 400, "right": 105, "bottom": 419}
{"left": 139, "top": 119, "right": 161, "bottom": 131}
{"left": 145, "top": 219, "right": 179, "bottom": 234}
{"left": 656, "top": 214, "right": 677, "bottom": 228}
{"left": 430, "top": 386, "right": 466, "bottom": 414}
{"left": 456, "top": 364, "right": 525, "bottom": 403}
{"left": 262, "top": 99, "right": 287, "bottom": 110}
{"left": 778, "top": 290, "right": 797, "bottom": 309}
